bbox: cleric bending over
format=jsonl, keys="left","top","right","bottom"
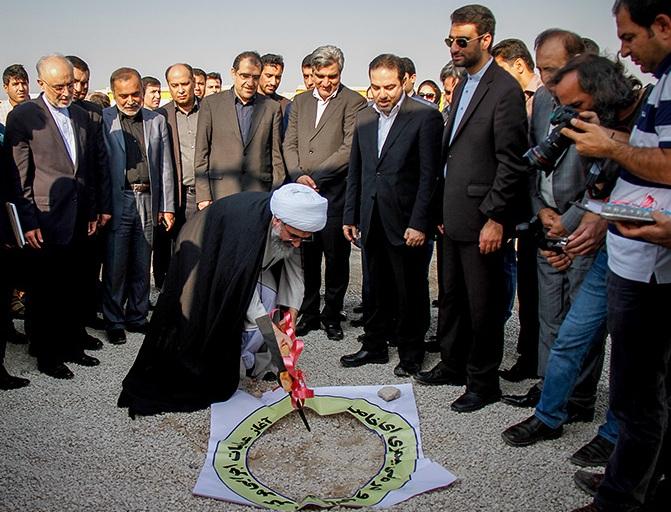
{"left": 118, "top": 184, "right": 328, "bottom": 417}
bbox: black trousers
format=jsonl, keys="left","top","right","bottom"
{"left": 514, "top": 233, "right": 540, "bottom": 369}
{"left": 26, "top": 236, "right": 86, "bottom": 366}
{"left": 596, "top": 271, "right": 671, "bottom": 511}
{"left": 362, "top": 209, "right": 430, "bottom": 365}
{"left": 438, "top": 235, "right": 506, "bottom": 395}
{"left": 153, "top": 186, "right": 197, "bottom": 290}
{"left": 300, "top": 215, "right": 350, "bottom": 323}
{"left": 81, "top": 226, "right": 107, "bottom": 321}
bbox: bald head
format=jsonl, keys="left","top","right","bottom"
{"left": 36, "top": 54, "right": 75, "bottom": 108}
{"left": 165, "top": 63, "right": 195, "bottom": 110}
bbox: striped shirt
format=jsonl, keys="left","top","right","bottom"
{"left": 607, "top": 53, "right": 671, "bottom": 283}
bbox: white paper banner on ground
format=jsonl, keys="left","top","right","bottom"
{"left": 193, "top": 383, "right": 457, "bottom": 510}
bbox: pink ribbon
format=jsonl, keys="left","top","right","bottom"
{"left": 275, "top": 311, "right": 314, "bottom": 409}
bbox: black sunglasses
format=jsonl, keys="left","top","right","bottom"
{"left": 444, "top": 33, "right": 487, "bottom": 49}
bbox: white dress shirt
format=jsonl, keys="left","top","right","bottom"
{"left": 42, "top": 95, "right": 77, "bottom": 167}
{"left": 313, "top": 87, "right": 338, "bottom": 127}
{"left": 372, "top": 93, "right": 405, "bottom": 157}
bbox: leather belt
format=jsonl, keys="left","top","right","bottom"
{"left": 126, "top": 183, "right": 150, "bottom": 193}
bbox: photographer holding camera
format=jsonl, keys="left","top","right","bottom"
{"left": 502, "top": 54, "right": 649, "bottom": 465}
{"left": 560, "top": 1, "right": 671, "bottom": 510}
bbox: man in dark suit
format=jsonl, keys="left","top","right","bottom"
{"left": 414, "top": 5, "right": 529, "bottom": 413}
{"left": 5, "top": 54, "right": 102, "bottom": 378}
{"left": 101, "top": 67, "right": 175, "bottom": 344}
{"left": 283, "top": 45, "right": 367, "bottom": 340}
{"left": 67, "top": 55, "right": 112, "bottom": 339}
{"left": 194, "top": 51, "right": 285, "bottom": 210}
{"left": 341, "top": 54, "right": 443, "bottom": 376}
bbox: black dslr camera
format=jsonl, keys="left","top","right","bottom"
{"left": 524, "top": 106, "right": 580, "bottom": 173}
{"left": 517, "top": 217, "right": 568, "bottom": 254}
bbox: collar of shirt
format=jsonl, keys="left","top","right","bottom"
{"left": 120, "top": 108, "right": 143, "bottom": 122}
{"left": 525, "top": 74, "right": 543, "bottom": 96}
{"left": 372, "top": 90, "right": 405, "bottom": 119}
{"left": 653, "top": 52, "right": 671, "bottom": 79}
{"left": 41, "top": 93, "right": 70, "bottom": 118}
{"left": 312, "top": 86, "right": 338, "bottom": 105}
{"left": 176, "top": 98, "right": 199, "bottom": 116}
{"left": 466, "top": 56, "right": 493, "bottom": 83}
{"left": 234, "top": 90, "right": 257, "bottom": 106}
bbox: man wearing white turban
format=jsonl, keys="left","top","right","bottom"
{"left": 119, "top": 184, "right": 327, "bottom": 416}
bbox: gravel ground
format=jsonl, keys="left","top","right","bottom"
{"left": 1, "top": 248, "right": 608, "bottom": 511}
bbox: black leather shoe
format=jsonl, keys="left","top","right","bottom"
{"left": 394, "top": 362, "right": 421, "bottom": 377}
{"left": 81, "top": 333, "right": 103, "bottom": 351}
{"left": 499, "top": 359, "right": 537, "bottom": 382}
{"left": 0, "top": 367, "right": 30, "bottom": 390}
{"left": 323, "top": 321, "right": 344, "bottom": 341}
{"left": 296, "top": 317, "right": 320, "bottom": 337}
{"left": 451, "top": 390, "right": 501, "bottom": 413}
{"left": 567, "top": 404, "right": 596, "bottom": 424}
{"left": 414, "top": 362, "right": 465, "bottom": 386}
{"left": 502, "top": 415, "right": 563, "bottom": 447}
{"left": 38, "top": 362, "right": 74, "bottom": 379}
{"left": 570, "top": 504, "right": 600, "bottom": 512}
{"left": 340, "top": 349, "right": 389, "bottom": 367}
{"left": 107, "top": 328, "right": 127, "bottom": 345}
{"left": 574, "top": 470, "right": 603, "bottom": 497}
{"left": 501, "top": 384, "right": 541, "bottom": 408}
{"left": 65, "top": 353, "right": 100, "bottom": 367}
{"left": 126, "top": 323, "right": 149, "bottom": 334}
{"left": 7, "top": 329, "right": 28, "bottom": 345}
{"left": 570, "top": 435, "right": 615, "bottom": 468}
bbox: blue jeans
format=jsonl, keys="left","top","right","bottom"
{"left": 535, "top": 248, "right": 617, "bottom": 442}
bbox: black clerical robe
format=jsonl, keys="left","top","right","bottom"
{"left": 118, "top": 192, "right": 273, "bottom": 416}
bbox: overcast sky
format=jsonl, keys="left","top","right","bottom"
{"left": 2, "top": 0, "right": 644, "bottom": 98}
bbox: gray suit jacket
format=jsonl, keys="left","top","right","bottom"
{"left": 283, "top": 84, "right": 367, "bottom": 217}
{"left": 194, "top": 90, "right": 285, "bottom": 203}
{"left": 529, "top": 86, "right": 586, "bottom": 233}
{"left": 102, "top": 106, "right": 175, "bottom": 231}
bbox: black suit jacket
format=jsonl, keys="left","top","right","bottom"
{"left": 5, "top": 96, "right": 97, "bottom": 245}
{"left": 441, "top": 60, "right": 528, "bottom": 242}
{"left": 75, "top": 99, "right": 112, "bottom": 216}
{"left": 344, "top": 97, "right": 443, "bottom": 246}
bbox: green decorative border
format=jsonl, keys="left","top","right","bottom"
{"left": 212, "top": 394, "right": 419, "bottom": 511}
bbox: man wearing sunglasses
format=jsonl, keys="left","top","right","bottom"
{"left": 414, "top": 4, "right": 529, "bottom": 414}
{"left": 119, "top": 184, "right": 327, "bottom": 416}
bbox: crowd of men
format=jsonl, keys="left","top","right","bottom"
{"left": 1, "top": 1, "right": 670, "bottom": 510}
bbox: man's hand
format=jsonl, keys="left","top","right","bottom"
{"left": 561, "top": 118, "right": 619, "bottom": 159}
{"left": 614, "top": 211, "right": 671, "bottom": 249}
{"left": 479, "top": 219, "right": 503, "bottom": 254}
{"left": 538, "top": 208, "right": 568, "bottom": 237}
{"left": 87, "top": 220, "right": 98, "bottom": 237}
{"left": 97, "top": 213, "right": 112, "bottom": 227}
{"left": 540, "top": 249, "right": 572, "bottom": 271}
{"left": 564, "top": 212, "right": 607, "bottom": 257}
{"left": 343, "top": 224, "right": 360, "bottom": 243}
{"left": 437, "top": 224, "right": 445, "bottom": 235}
{"left": 197, "top": 200, "right": 212, "bottom": 211}
{"left": 404, "top": 227, "right": 426, "bottom": 247}
{"left": 24, "top": 228, "right": 43, "bottom": 249}
{"left": 296, "top": 175, "right": 318, "bottom": 191}
{"left": 159, "top": 212, "right": 175, "bottom": 231}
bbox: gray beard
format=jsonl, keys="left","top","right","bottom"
{"left": 270, "top": 226, "right": 296, "bottom": 260}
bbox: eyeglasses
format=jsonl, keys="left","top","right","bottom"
{"left": 40, "top": 80, "right": 75, "bottom": 94}
{"left": 444, "top": 33, "right": 488, "bottom": 49}
{"left": 418, "top": 92, "right": 436, "bottom": 100}
{"left": 282, "top": 223, "right": 313, "bottom": 244}
{"left": 236, "top": 71, "right": 261, "bottom": 82}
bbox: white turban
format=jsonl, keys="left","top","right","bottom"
{"left": 270, "top": 184, "right": 328, "bottom": 232}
